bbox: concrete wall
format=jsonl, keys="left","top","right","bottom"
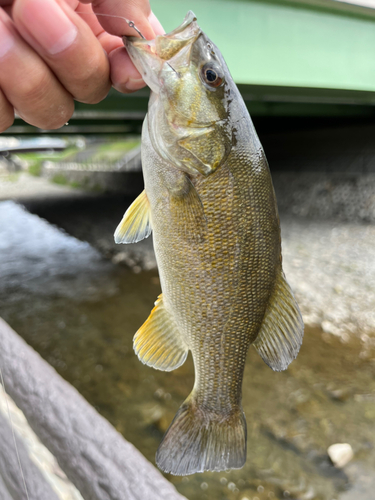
{"left": 0, "top": 318, "right": 185, "bottom": 500}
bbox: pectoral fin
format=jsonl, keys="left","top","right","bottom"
{"left": 253, "top": 272, "right": 304, "bottom": 371}
{"left": 134, "top": 295, "right": 188, "bottom": 371}
{"left": 114, "top": 190, "right": 152, "bottom": 244}
{"left": 169, "top": 176, "right": 207, "bottom": 245}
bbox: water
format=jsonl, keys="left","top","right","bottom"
{"left": 0, "top": 200, "right": 375, "bottom": 500}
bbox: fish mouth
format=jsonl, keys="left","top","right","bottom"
{"left": 124, "top": 11, "right": 201, "bottom": 93}
{"left": 163, "top": 10, "right": 197, "bottom": 38}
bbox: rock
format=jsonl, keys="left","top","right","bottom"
{"left": 0, "top": 318, "right": 186, "bottom": 500}
{"left": 327, "top": 443, "right": 354, "bottom": 468}
{"left": 327, "top": 388, "right": 351, "bottom": 402}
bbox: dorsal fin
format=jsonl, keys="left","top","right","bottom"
{"left": 114, "top": 190, "right": 152, "bottom": 244}
{"left": 253, "top": 271, "right": 304, "bottom": 372}
{"left": 134, "top": 295, "right": 188, "bottom": 372}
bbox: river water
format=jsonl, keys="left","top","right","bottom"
{"left": 0, "top": 200, "right": 374, "bottom": 500}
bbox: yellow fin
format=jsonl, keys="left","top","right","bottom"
{"left": 134, "top": 295, "right": 188, "bottom": 372}
{"left": 253, "top": 272, "right": 304, "bottom": 372}
{"left": 114, "top": 190, "right": 151, "bottom": 244}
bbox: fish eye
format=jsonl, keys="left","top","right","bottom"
{"left": 201, "top": 63, "right": 224, "bottom": 88}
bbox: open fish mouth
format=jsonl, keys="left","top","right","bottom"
{"left": 124, "top": 10, "right": 200, "bottom": 60}
{"left": 124, "top": 11, "right": 201, "bottom": 93}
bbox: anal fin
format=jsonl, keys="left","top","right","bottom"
{"left": 114, "top": 190, "right": 151, "bottom": 244}
{"left": 134, "top": 295, "right": 188, "bottom": 372}
{"left": 253, "top": 272, "right": 304, "bottom": 372}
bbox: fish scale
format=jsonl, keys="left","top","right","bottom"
{"left": 115, "top": 11, "right": 304, "bottom": 475}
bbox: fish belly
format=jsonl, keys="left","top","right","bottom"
{"left": 141, "top": 118, "right": 282, "bottom": 475}
{"left": 145, "top": 116, "right": 280, "bottom": 386}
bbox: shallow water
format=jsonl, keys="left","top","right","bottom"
{"left": 0, "top": 200, "right": 374, "bottom": 500}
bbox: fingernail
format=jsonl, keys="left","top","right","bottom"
{"left": 148, "top": 12, "right": 165, "bottom": 36}
{"left": 125, "top": 78, "right": 145, "bottom": 91}
{"left": 22, "top": 0, "right": 77, "bottom": 55}
{"left": 0, "top": 18, "right": 15, "bottom": 59}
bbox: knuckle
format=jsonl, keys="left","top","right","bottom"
{"left": 14, "top": 68, "right": 75, "bottom": 130}
{"left": 39, "top": 101, "right": 75, "bottom": 130}
{"left": 18, "top": 70, "right": 52, "bottom": 104}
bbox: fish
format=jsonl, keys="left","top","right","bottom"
{"left": 114, "top": 11, "right": 304, "bottom": 476}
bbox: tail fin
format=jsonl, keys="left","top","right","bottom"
{"left": 156, "top": 397, "right": 247, "bottom": 475}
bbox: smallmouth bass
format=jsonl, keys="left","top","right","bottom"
{"left": 115, "top": 11, "right": 303, "bottom": 476}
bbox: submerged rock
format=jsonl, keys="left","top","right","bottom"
{"left": 327, "top": 443, "right": 354, "bottom": 468}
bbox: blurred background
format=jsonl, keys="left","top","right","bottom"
{"left": 1, "top": 0, "right": 375, "bottom": 499}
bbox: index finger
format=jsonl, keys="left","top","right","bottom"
{"left": 79, "top": 0, "right": 164, "bottom": 39}
{"left": 79, "top": 0, "right": 164, "bottom": 93}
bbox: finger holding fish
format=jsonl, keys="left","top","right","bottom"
{"left": 109, "top": 47, "right": 146, "bottom": 93}
{"left": 12, "top": 0, "right": 111, "bottom": 104}
{"left": 79, "top": 0, "right": 165, "bottom": 92}
{"left": 0, "top": 0, "right": 107, "bottom": 130}
{"left": 0, "top": 7, "right": 74, "bottom": 130}
{"left": 0, "top": 0, "right": 164, "bottom": 132}
{"left": 77, "top": 0, "right": 165, "bottom": 93}
{"left": 73, "top": 0, "right": 165, "bottom": 92}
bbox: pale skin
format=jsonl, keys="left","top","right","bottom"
{"left": 0, "top": 0, "right": 164, "bottom": 132}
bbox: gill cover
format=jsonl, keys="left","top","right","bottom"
{"left": 125, "top": 11, "right": 233, "bottom": 176}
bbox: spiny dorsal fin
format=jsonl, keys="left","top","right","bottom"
{"left": 114, "top": 190, "right": 152, "bottom": 244}
{"left": 133, "top": 294, "right": 188, "bottom": 372}
{"left": 253, "top": 272, "right": 304, "bottom": 372}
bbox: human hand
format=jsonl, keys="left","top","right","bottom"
{"left": 0, "top": 0, "right": 164, "bottom": 132}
